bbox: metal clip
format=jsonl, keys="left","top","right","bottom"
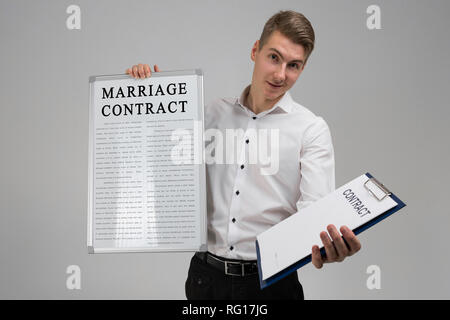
{"left": 364, "top": 177, "right": 392, "bottom": 201}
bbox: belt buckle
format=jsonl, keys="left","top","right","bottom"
{"left": 225, "top": 261, "right": 245, "bottom": 276}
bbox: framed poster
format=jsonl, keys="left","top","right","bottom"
{"left": 87, "top": 70, "right": 207, "bottom": 253}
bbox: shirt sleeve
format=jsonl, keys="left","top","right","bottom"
{"left": 296, "top": 117, "right": 335, "bottom": 212}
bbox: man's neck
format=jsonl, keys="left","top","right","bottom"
{"left": 245, "top": 84, "right": 283, "bottom": 115}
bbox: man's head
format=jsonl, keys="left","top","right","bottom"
{"left": 250, "top": 11, "right": 315, "bottom": 106}
{"left": 258, "top": 11, "right": 315, "bottom": 64}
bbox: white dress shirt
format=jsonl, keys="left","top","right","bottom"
{"left": 204, "top": 85, "right": 335, "bottom": 260}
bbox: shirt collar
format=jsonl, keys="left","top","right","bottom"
{"left": 236, "top": 85, "right": 293, "bottom": 114}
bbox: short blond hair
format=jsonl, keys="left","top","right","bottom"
{"left": 259, "top": 10, "right": 315, "bottom": 64}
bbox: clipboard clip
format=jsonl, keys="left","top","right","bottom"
{"left": 364, "top": 177, "right": 392, "bottom": 201}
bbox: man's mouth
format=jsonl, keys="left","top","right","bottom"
{"left": 267, "top": 81, "right": 283, "bottom": 88}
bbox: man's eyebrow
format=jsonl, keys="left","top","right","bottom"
{"left": 269, "top": 48, "right": 304, "bottom": 64}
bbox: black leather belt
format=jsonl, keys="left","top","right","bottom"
{"left": 195, "top": 252, "right": 258, "bottom": 276}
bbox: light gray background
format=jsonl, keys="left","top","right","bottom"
{"left": 1, "top": 0, "right": 449, "bottom": 299}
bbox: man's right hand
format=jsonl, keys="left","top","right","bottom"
{"left": 125, "top": 64, "right": 160, "bottom": 79}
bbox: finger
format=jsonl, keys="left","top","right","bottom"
{"left": 341, "top": 226, "right": 362, "bottom": 255}
{"left": 154, "top": 64, "right": 161, "bottom": 73}
{"left": 311, "top": 245, "right": 323, "bottom": 269}
{"left": 144, "top": 64, "right": 151, "bottom": 77}
{"left": 125, "top": 68, "right": 132, "bottom": 76}
{"left": 327, "top": 225, "right": 349, "bottom": 261}
{"left": 132, "top": 65, "right": 139, "bottom": 78}
{"left": 320, "top": 231, "right": 337, "bottom": 262}
{"left": 138, "top": 64, "right": 146, "bottom": 78}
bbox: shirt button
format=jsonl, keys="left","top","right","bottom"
{"left": 235, "top": 190, "right": 240, "bottom": 195}
{"left": 240, "top": 164, "right": 245, "bottom": 169}
{"left": 245, "top": 139, "right": 249, "bottom": 144}
{"left": 252, "top": 116, "right": 257, "bottom": 120}
{"left": 232, "top": 218, "right": 236, "bottom": 223}
{"left": 230, "top": 246, "right": 234, "bottom": 251}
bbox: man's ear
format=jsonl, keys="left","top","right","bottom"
{"left": 251, "top": 40, "right": 259, "bottom": 62}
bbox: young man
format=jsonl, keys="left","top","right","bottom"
{"left": 127, "top": 10, "right": 361, "bottom": 300}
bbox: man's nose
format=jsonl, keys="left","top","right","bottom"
{"left": 273, "top": 64, "right": 287, "bottom": 83}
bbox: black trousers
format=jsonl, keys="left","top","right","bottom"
{"left": 185, "top": 252, "right": 304, "bottom": 300}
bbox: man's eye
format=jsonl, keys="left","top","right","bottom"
{"left": 270, "top": 54, "right": 278, "bottom": 61}
{"left": 289, "top": 63, "right": 299, "bottom": 69}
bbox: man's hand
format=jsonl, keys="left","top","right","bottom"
{"left": 125, "top": 63, "right": 160, "bottom": 79}
{"left": 311, "top": 225, "right": 361, "bottom": 269}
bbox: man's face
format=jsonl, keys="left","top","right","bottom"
{"left": 250, "top": 30, "right": 306, "bottom": 103}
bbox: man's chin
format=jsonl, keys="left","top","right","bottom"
{"left": 264, "top": 90, "right": 286, "bottom": 102}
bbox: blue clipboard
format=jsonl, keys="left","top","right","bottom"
{"left": 255, "top": 172, "right": 406, "bottom": 289}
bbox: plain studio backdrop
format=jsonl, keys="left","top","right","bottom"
{"left": 1, "top": 0, "right": 449, "bottom": 299}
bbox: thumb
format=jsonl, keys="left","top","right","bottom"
{"left": 154, "top": 65, "right": 161, "bottom": 72}
{"left": 312, "top": 246, "right": 323, "bottom": 269}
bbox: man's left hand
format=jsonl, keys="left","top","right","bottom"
{"left": 311, "top": 225, "right": 361, "bottom": 269}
